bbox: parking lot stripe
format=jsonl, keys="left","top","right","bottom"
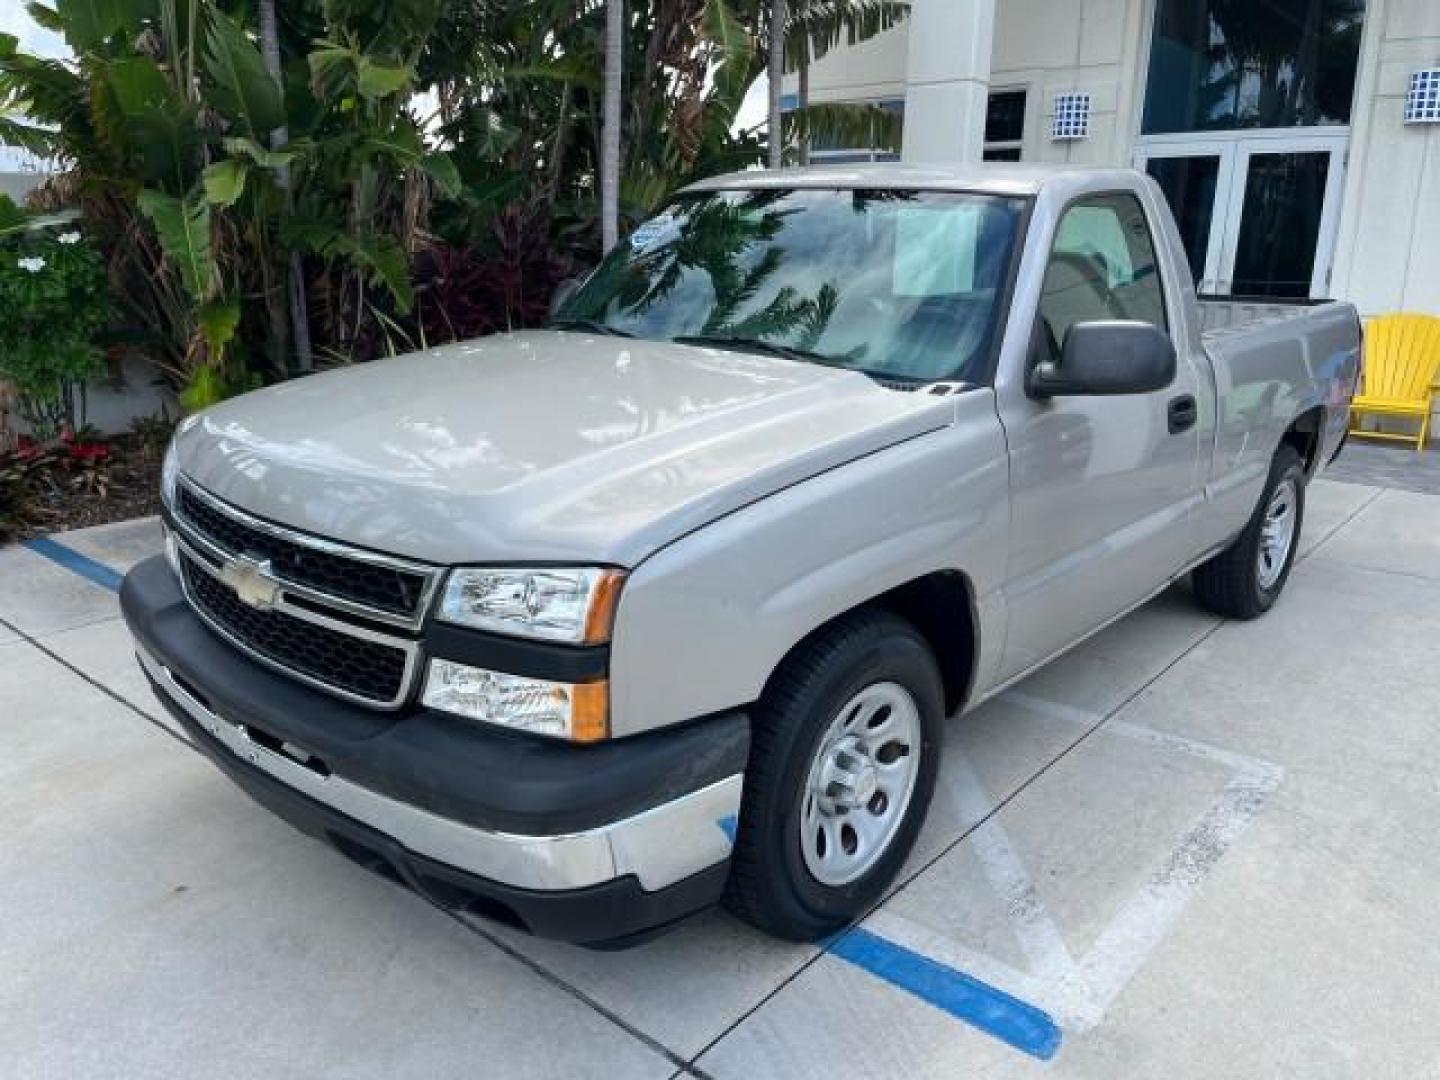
{"left": 20, "top": 537, "right": 123, "bottom": 593}
{"left": 0, "top": 612, "right": 193, "bottom": 750}
{"left": 1079, "top": 763, "right": 1282, "bottom": 1016}
{"left": 828, "top": 927, "right": 1062, "bottom": 1060}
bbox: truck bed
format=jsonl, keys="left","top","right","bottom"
{"left": 1197, "top": 296, "right": 1336, "bottom": 337}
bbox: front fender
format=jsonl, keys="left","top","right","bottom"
{"left": 607, "top": 392, "right": 1011, "bottom": 737}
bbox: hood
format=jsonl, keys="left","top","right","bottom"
{"left": 174, "top": 330, "right": 952, "bottom": 566}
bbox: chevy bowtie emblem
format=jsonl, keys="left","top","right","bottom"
{"left": 218, "top": 554, "right": 283, "bottom": 611}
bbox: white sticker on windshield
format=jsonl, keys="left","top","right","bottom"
{"left": 893, "top": 206, "right": 979, "bottom": 297}
{"left": 630, "top": 213, "right": 682, "bottom": 253}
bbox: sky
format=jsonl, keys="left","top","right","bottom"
{"left": 736, "top": 76, "right": 769, "bottom": 134}
{"left": 1, "top": 0, "right": 68, "bottom": 173}
{"left": 1, "top": 0, "right": 66, "bottom": 57}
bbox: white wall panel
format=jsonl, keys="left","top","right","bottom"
{"left": 1332, "top": 0, "right": 1440, "bottom": 320}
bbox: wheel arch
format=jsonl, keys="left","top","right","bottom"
{"left": 1282, "top": 404, "right": 1327, "bottom": 478}
{"left": 761, "top": 569, "right": 979, "bottom": 718}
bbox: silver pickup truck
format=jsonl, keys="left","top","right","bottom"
{"left": 121, "top": 164, "right": 1361, "bottom": 945}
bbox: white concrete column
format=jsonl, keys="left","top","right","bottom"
{"left": 902, "top": 0, "right": 996, "bottom": 163}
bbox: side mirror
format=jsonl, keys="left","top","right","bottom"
{"left": 548, "top": 277, "right": 581, "bottom": 318}
{"left": 1028, "top": 320, "right": 1176, "bottom": 398}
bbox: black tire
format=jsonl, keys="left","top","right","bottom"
{"left": 1192, "top": 443, "right": 1306, "bottom": 619}
{"left": 723, "top": 610, "right": 943, "bottom": 941}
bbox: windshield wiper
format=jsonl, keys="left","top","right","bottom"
{"left": 677, "top": 334, "right": 925, "bottom": 389}
{"left": 549, "top": 318, "right": 635, "bottom": 338}
{"left": 672, "top": 334, "right": 841, "bottom": 368}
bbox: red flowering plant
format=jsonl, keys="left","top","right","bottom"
{"left": 0, "top": 425, "right": 115, "bottom": 539}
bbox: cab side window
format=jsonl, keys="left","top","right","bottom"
{"left": 1036, "top": 193, "right": 1167, "bottom": 361}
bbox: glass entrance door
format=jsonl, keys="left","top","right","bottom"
{"left": 1219, "top": 138, "right": 1346, "bottom": 299}
{"left": 1137, "top": 133, "right": 1347, "bottom": 299}
{"left": 1139, "top": 141, "right": 1233, "bottom": 291}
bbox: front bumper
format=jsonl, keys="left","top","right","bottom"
{"left": 121, "top": 556, "right": 748, "bottom": 944}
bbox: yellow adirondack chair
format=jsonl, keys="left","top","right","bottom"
{"left": 1350, "top": 313, "right": 1440, "bottom": 450}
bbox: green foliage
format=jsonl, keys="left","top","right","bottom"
{"left": 137, "top": 187, "right": 215, "bottom": 301}
{"left": 177, "top": 361, "right": 260, "bottom": 412}
{"left": 0, "top": 0, "right": 905, "bottom": 410}
{"left": 424, "top": 0, "right": 902, "bottom": 266}
{"left": 201, "top": 157, "right": 250, "bottom": 206}
{"left": 203, "top": 10, "right": 286, "bottom": 138}
{"left": 53, "top": 0, "right": 134, "bottom": 52}
{"left": 785, "top": 0, "right": 908, "bottom": 70}
{"left": 0, "top": 221, "right": 108, "bottom": 438}
{"left": 197, "top": 297, "right": 241, "bottom": 353}
{"left": 127, "top": 406, "right": 176, "bottom": 455}
{"left": 0, "top": 195, "right": 29, "bottom": 236}
{"left": 782, "top": 99, "right": 902, "bottom": 155}
{"left": 0, "top": 458, "right": 29, "bottom": 542}
{"left": 3, "top": 0, "right": 461, "bottom": 393}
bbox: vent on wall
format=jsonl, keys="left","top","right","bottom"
{"left": 1051, "top": 93, "right": 1091, "bottom": 140}
{"left": 1405, "top": 69, "right": 1440, "bottom": 124}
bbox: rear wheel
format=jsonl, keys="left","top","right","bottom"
{"left": 723, "top": 611, "right": 942, "bottom": 941}
{"left": 1193, "top": 444, "right": 1306, "bottom": 619}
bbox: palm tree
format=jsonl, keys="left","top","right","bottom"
{"left": 257, "top": 0, "right": 312, "bottom": 372}
{"left": 786, "top": 1, "right": 910, "bottom": 163}
{"left": 767, "top": 0, "right": 787, "bottom": 169}
{"left": 794, "top": 0, "right": 810, "bottom": 165}
{"left": 602, "top": 0, "right": 623, "bottom": 252}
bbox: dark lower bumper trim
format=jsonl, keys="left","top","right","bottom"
{"left": 120, "top": 555, "right": 750, "bottom": 837}
{"left": 156, "top": 689, "right": 729, "bottom": 944}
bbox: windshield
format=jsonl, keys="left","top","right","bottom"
{"left": 557, "top": 188, "right": 1026, "bottom": 385}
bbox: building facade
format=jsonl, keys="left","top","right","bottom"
{"left": 788, "top": 0, "right": 1440, "bottom": 318}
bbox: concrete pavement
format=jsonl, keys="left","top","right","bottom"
{"left": 1, "top": 479, "right": 1436, "bottom": 1078}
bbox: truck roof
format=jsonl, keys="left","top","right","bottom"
{"left": 683, "top": 162, "right": 1140, "bottom": 198}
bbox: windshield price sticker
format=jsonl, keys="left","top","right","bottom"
{"left": 630, "top": 214, "right": 682, "bottom": 253}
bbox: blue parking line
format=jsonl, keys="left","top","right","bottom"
{"left": 828, "top": 927, "right": 1062, "bottom": 1060}
{"left": 21, "top": 537, "right": 123, "bottom": 594}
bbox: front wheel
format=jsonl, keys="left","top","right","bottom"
{"left": 723, "top": 611, "right": 943, "bottom": 941}
{"left": 1192, "top": 443, "right": 1306, "bottom": 619}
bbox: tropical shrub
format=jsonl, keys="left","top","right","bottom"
{"left": 410, "top": 239, "right": 582, "bottom": 345}
{"left": 413, "top": 0, "right": 904, "bottom": 337}
{"left": 0, "top": 0, "right": 906, "bottom": 412}
{"left": 0, "top": 452, "right": 28, "bottom": 540}
{"left": 0, "top": 202, "right": 107, "bottom": 439}
{"left": 0, "top": 1, "right": 457, "bottom": 404}
{"left": 0, "top": 429, "right": 118, "bottom": 539}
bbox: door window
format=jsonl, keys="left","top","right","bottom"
{"left": 1037, "top": 194, "right": 1167, "bottom": 357}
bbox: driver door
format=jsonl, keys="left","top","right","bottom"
{"left": 994, "top": 192, "right": 1205, "bottom": 681}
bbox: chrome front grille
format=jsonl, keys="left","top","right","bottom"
{"left": 180, "top": 551, "right": 412, "bottom": 704}
{"left": 169, "top": 478, "right": 437, "bottom": 708}
{"left": 174, "top": 481, "right": 435, "bottom": 627}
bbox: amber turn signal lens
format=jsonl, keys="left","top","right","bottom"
{"left": 582, "top": 570, "right": 627, "bottom": 645}
{"left": 570, "top": 680, "right": 610, "bottom": 742}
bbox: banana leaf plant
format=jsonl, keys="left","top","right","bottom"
{"left": 420, "top": 0, "right": 904, "bottom": 269}
{"left": 0, "top": 0, "right": 459, "bottom": 406}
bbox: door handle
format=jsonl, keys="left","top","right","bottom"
{"left": 1168, "top": 394, "right": 1198, "bottom": 434}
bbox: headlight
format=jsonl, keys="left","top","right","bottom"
{"left": 422, "top": 659, "right": 608, "bottom": 741}
{"left": 160, "top": 439, "right": 181, "bottom": 509}
{"left": 437, "top": 567, "right": 625, "bottom": 644}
